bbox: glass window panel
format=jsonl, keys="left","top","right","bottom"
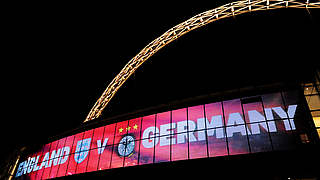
{"left": 155, "top": 110, "right": 172, "bottom": 163}
{"left": 304, "top": 85, "right": 315, "bottom": 95}
{"left": 86, "top": 148, "right": 99, "bottom": 172}
{"left": 171, "top": 108, "right": 188, "bottom": 161}
{"left": 97, "top": 145, "right": 113, "bottom": 170}
{"left": 63, "top": 135, "right": 75, "bottom": 152}
{"left": 48, "top": 138, "right": 66, "bottom": 179}
{"left": 247, "top": 122, "right": 272, "bottom": 153}
{"left": 171, "top": 133, "right": 188, "bottom": 161}
{"left": 154, "top": 135, "right": 170, "bottom": 163}
{"left": 205, "top": 102, "right": 224, "bottom": 129}
{"left": 307, "top": 95, "right": 320, "bottom": 110}
{"left": 82, "top": 129, "right": 94, "bottom": 150}
{"left": 223, "top": 99, "right": 245, "bottom": 126}
{"left": 56, "top": 135, "right": 74, "bottom": 178}
{"left": 30, "top": 149, "right": 43, "bottom": 179}
{"left": 71, "top": 132, "right": 84, "bottom": 154}
{"left": 27, "top": 153, "right": 37, "bottom": 180}
{"left": 282, "top": 90, "right": 300, "bottom": 106}
{"left": 188, "top": 105, "right": 207, "bottom": 159}
{"left": 311, "top": 110, "right": 320, "bottom": 117}
{"left": 156, "top": 111, "right": 171, "bottom": 137}
{"left": 242, "top": 100, "right": 264, "bottom": 124}
{"left": 226, "top": 124, "right": 250, "bottom": 155}
{"left": 29, "top": 170, "right": 37, "bottom": 179}
{"left": 68, "top": 129, "right": 93, "bottom": 174}
{"left": 189, "top": 130, "right": 208, "bottom": 159}
{"left": 65, "top": 153, "right": 77, "bottom": 176}
{"left": 72, "top": 129, "right": 94, "bottom": 174}
{"left": 141, "top": 114, "right": 156, "bottom": 140}
{"left": 128, "top": 118, "right": 142, "bottom": 140}
{"left": 188, "top": 105, "right": 205, "bottom": 131}
{"left": 139, "top": 114, "right": 157, "bottom": 165}
{"left": 37, "top": 160, "right": 50, "bottom": 179}
{"left": 28, "top": 159, "right": 36, "bottom": 178}
{"left": 242, "top": 101, "right": 273, "bottom": 153}
{"left": 75, "top": 148, "right": 91, "bottom": 174}
{"left": 262, "top": 92, "right": 285, "bottom": 121}
{"left": 91, "top": 126, "right": 105, "bottom": 150}
{"left": 270, "top": 120, "right": 297, "bottom": 151}
{"left": 55, "top": 137, "right": 67, "bottom": 158}
{"left": 40, "top": 141, "right": 51, "bottom": 158}
{"left": 41, "top": 140, "right": 59, "bottom": 179}
{"left": 110, "top": 121, "right": 131, "bottom": 169}
{"left": 139, "top": 137, "right": 155, "bottom": 165}
{"left": 172, "top": 108, "right": 187, "bottom": 134}
{"left": 40, "top": 160, "right": 52, "bottom": 179}
{"left": 114, "top": 121, "right": 129, "bottom": 145}
{"left": 48, "top": 158, "right": 60, "bottom": 179}
{"left": 207, "top": 128, "right": 228, "bottom": 157}
{"left": 65, "top": 132, "right": 84, "bottom": 176}
{"left": 110, "top": 143, "right": 124, "bottom": 169}
{"left": 313, "top": 115, "right": 320, "bottom": 127}
{"left": 103, "top": 124, "right": 116, "bottom": 147}
{"left": 54, "top": 149, "right": 69, "bottom": 178}
{"left": 48, "top": 139, "right": 59, "bottom": 159}
{"left": 25, "top": 154, "right": 33, "bottom": 172}
{"left": 124, "top": 140, "right": 140, "bottom": 167}
{"left": 22, "top": 147, "right": 41, "bottom": 179}
{"left": 283, "top": 91, "right": 306, "bottom": 132}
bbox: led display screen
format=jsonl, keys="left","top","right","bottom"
{"left": 15, "top": 90, "right": 306, "bottom": 179}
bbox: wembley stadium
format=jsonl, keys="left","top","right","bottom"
{"left": 1, "top": 1, "right": 320, "bottom": 180}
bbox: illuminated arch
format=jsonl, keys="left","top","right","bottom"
{"left": 84, "top": 0, "right": 320, "bottom": 122}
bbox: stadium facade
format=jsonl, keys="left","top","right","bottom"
{"left": 3, "top": 2, "right": 320, "bottom": 180}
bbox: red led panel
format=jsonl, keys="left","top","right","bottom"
{"left": 223, "top": 99, "right": 249, "bottom": 155}
{"left": 110, "top": 144, "right": 124, "bottom": 169}
{"left": 110, "top": 121, "right": 127, "bottom": 169}
{"left": 171, "top": 108, "right": 188, "bottom": 161}
{"left": 75, "top": 129, "right": 94, "bottom": 174}
{"left": 26, "top": 152, "right": 37, "bottom": 180}
{"left": 48, "top": 137, "right": 67, "bottom": 179}
{"left": 205, "top": 102, "right": 228, "bottom": 157}
{"left": 41, "top": 140, "right": 59, "bottom": 179}
{"left": 139, "top": 114, "right": 156, "bottom": 165}
{"left": 121, "top": 118, "right": 142, "bottom": 167}
{"left": 124, "top": 140, "right": 140, "bottom": 167}
{"left": 56, "top": 135, "right": 74, "bottom": 178}
{"left": 188, "top": 105, "right": 208, "bottom": 159}
{"left": 35, "top": 143, "right": 51, "bottom": 180}
{"left": 86, "top": 126, "right": 105, "bottom": 172}
{"left": 128, "top": 117, "right": 142, "bottom": 140}
{"left": 86, "top": 149, "right": 99, "bottom": 172}
{"left": 90, "top": 126, "right": 105, "bottom": 150}
{"left": 242, "top": 100, "right": 272, "bottom": 153}
{"left": 25, "top": 146, "right": 44, "bottom": 180}
{"left": 97, "top": 124, "right": 116, "bottom": 170}
{"left": 65, "top": 132, "right": 84, "bottom": 176}
{"left": 97, "top": 145, "right": 113, "bottom": 170}
{"left": 154, "top": 111, "right": 171, "bottom": 163}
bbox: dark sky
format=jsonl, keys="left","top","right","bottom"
{"left": 1, "top": 3, "right": 319, "bottom": 166}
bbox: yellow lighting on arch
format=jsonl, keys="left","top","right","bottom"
{"left": 84, "top": 0, "right": 320, "bottom": 123}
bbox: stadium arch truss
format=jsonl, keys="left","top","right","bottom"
{"left": 84, "top": 0, "right": 320, "bottom": 123}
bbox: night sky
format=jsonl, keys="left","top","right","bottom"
{"left": 1, "top": 3, "right": 319, "bottom": 168}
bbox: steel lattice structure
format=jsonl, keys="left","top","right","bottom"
{"left": 84, "top": 0, "right": 320, "bottom": 122}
